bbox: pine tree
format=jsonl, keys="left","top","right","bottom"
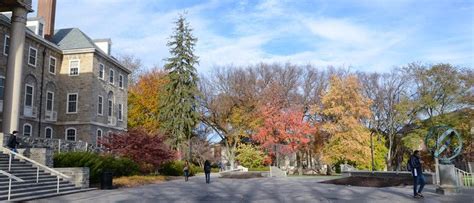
{"left": 159, "top": 15, "right": 200, "bottom": 158}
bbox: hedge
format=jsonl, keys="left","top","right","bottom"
{"left": 54, "top": 152, "right": 140, "bottom": 184}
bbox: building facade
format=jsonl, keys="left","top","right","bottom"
{"left": 0, "top": 6, "right": 130, "bottom": 146}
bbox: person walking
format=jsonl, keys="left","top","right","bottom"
{"left": 204, "top": 160, "right": 211, "bottom": 184}
{"left": 409, "top": 150, "right": 425, "bottom": 199}
{"left": 7, "top": 131, "right": 19, "bottom": 158}
{"left": 183, "top": 160, "right": 190, "bottom": 182}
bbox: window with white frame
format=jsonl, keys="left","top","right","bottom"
{"left": 46, "top": 91, "right": 54, "bottom": 111}
{"left": 38, "top": 22, "right": 44, "bottom": 36}
{"left": 45, "top": 127, "right": 53, "bottom": 139}
{"left": 28, "top": 47, "right": 37, "bottom": 66}
{"left": 49, "top": 56, "right": 56, "bottom": 74}
{"left": 98, "top": 96, "right": 103, "bottom": 115}
{"left": 0, "top": 76, "right": 4, "bottom": 101}
{"left": 67, "top": 93, "right": 78, "bottom": 113}
{"left": 65, "top": 128, "right": 76, "bottom": 141}
{"left": 109, "top": 69, "right": 114, "bottom": 84}
{"left": 23, "top": 123, "right": 32, "bottom": 136}
{"left": 99, "top": 64, "right": 104, "bottom": 79}
{"left": 96, "top": 129, "right": 103, "bottom": 147}
{"left": 118, "top": 103, "right": 123, "bottom": 121}
{"left": 25, "top": 85, "right": 34, "bottom": 107}
{"left": 119, "top": 74, "right": 123, "bottom": 88}
{"left": 3, "top": 35, "right": 9, "bottom": 55}
{"left": 69, "top": 60, "right": 80, "bottom": 76}
{"left": 108, "top": 99, "right": 113, "bottom": 117}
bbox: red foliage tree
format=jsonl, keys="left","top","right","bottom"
{"left": 253, "top": 105, "right": 316, "bottom": 156}
{"left": 100, "top": 129, "right": 175, "bottom": 173}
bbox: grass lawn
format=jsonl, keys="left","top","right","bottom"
{"left": 113, "top": 175, "right": 169, "bottom": 188}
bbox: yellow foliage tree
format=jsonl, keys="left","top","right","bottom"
{"left": 314, "top": 75, "right": 373, "bottom": 169}
{"left": 128, "top": 68, "right": 168, "bottom": 133}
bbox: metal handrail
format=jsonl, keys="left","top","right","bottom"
{"left": 1, "top": 146, "right": 70, "bottom": 179}
{"left": 0, "top": 169, "right": 24, "bottom": 182}
{"left": 455, "top": 168, "right": 473, "bottom": 187}
{"left": 0, "top": 169, "right": 24, "bottom": 200}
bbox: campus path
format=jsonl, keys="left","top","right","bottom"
{"left": 29, "top": 174, "right": 473, "bottom": 203}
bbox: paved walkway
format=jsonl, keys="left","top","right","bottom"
{"left": 30, "top": 174, "right": 473, "bottom": 203}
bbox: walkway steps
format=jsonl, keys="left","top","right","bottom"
{"left": 0, "top": 151, "right": 92, "bottom": 201}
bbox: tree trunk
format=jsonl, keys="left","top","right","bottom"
{"left": 297, "top": 151, "right": 303, "bottom": 175}
{"left": 387, "top": 134, "right": 393, "bottom": 170}
{"left": 326, "top": 164, "right": 332, "bottom": 175}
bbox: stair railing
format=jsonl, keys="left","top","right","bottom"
{"left": 0, "top": 169, "right": 24, "bottom": 200}
{"left": 1, "top": 146, "right": 70, "bottom": 193}
{"left": 455, "top": 167, "right": 473, "bottom": 188}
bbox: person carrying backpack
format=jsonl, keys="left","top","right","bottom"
{"left": 204, "top": 160, "right": 211, "bottom": 184}
{"left": 7, "top": 131, "right": 20, "bottom": 157}
{"left": 408, "top": 150, "right": 425, "bottom": 199}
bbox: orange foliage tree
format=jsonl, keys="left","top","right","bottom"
{"left": 313, "top": 75, "right": 373, "bottom": 169}
{"left": 253, "top": 104, "right": 316, "bottom": 165}
{"left": 128, "top": 68, "right": 168, "bottom": 133}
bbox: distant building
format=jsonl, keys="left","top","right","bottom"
{"left": 0, "top": 0, "right": 130, "bottom": 146}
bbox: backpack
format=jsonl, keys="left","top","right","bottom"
{"left": 406, "top": 157, "right": 412, "bottom": 172}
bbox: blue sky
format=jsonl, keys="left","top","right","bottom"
{"left": 32, "top": 0, "right": 473, "bottom": 73}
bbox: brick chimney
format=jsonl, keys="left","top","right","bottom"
{"left": 37, "top": 0, "right": 56, "bottom": 40}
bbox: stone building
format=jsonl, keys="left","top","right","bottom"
{"left": 0, "top": 0, "right": 130, "bottom": 146}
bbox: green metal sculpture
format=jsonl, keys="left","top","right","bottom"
{"left": 425, "top": 125, "right": 463, "bottom": 164}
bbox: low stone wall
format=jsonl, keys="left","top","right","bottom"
{"left": 270, "top": 166, "right": 287, "bottom": 177}
{"left": 3, "top": 134, "right": 100, "bottom": 153}
{"left": 220, "top": 171, "right": 270, "bottom": 178}
{"left": 342, "top": 171, "right": 434, "bottom": 184}
{"left": 54, "top": 167, "right": 90, "bottom": 188}
{"left": 17, "top": 148, "right": 53, "bottom": 167}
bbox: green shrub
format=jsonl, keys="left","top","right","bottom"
{"left": 249, "top": 167, "right": 269, "bottom": 171}
{"left": 236, "top": 144, "right": 265, "bottom": 168}
{"left": 158, "top": 160, "right": 200, "bottom": 176}
{"left": 54, "top": 152, "right": 140, "bottom": 183}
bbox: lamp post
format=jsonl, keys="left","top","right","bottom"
{"left": 370, "top": 130, "right": 375, "bottom": 172}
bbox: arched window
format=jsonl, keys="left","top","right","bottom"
{"left": 23, "top": 123, "right": 32, "bottom": 136}
{"left": 45, "top": 127, "right": 53, "bottom": 139}
{"left": 65, "top": 128, "right": 76, "bottom": 141}
{"left": 96, "top": 129, "right": 103, "bottom": 147}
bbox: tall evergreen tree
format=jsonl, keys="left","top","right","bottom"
{"left": 159, "top": 15, "right": 200, "bottom": 159}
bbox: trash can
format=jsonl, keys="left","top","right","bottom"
{"left": 100, "top": 171, "right": 113, "bottom": 189}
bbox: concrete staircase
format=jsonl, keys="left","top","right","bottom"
{"left": 0, "top": 152, "right": 93, "bottom": 201}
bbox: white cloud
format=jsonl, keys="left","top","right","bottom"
{"left": 36, "top": 0, "right": 471, "bottom": 74}
{"left": 305, "top": 18, "right": 373, "bottom": 44}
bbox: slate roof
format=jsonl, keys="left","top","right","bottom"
{"left": 0, "top": 14, "right": 130, "bottom": 73}
{"left": 51, "top": 28, "right": 97, "bottom": 50}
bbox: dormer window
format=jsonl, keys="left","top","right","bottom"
{"left": 38, "top": 22, "right": 44, "bottom": 37}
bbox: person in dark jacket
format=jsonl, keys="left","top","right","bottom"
{"left": 409, "top": 150, "right": 425, "bottom": 198}
{"left": 204, "top": 160, "right": 211, "bottom": 184}
{"left": 183, "top": 160, "right": 190, "bottom": 182}
{"left": 7, "top": 131, "right": 19, "bottom": 157}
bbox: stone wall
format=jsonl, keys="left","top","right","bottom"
{"left": 3, "top": 134, "right": 101, "bottom": 153}
{"left": 17, "top": 147, "right": 53, "bottom": 167}
{"left": 342, "top": 171, "right": 435, "bottom": 184}
{"left": 55, "top": 167, "right": 90, "bottom": 188}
